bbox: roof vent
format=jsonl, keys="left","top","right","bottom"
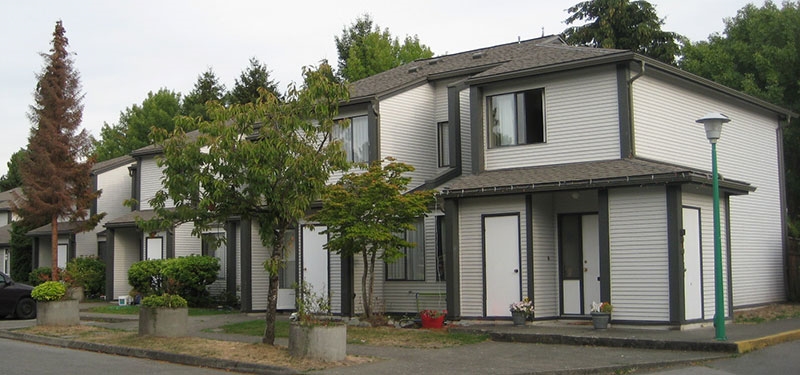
{"left": 407, "top": 66, "right": 421, "bottom": 73}
{"left": 472, "top": 51, "right": 486, "bottom": 59}
{"left": 428, "top": 58, "right": 442, "bottom": 65}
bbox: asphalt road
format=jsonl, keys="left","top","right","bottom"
{"left": 642, "top": 340, "right": 800, "bottom": 375}
{"left": 0, "top": 338, "right": 244, "bottom": 375}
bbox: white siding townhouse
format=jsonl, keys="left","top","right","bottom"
{"left": 340, "top": 35, "right": 795, "bottom": 327}
{"left": 0, "top": 188, "right": 23, "bottom": 275}
{"left": 28, "top": 155, "right": 134, "bottom": 274}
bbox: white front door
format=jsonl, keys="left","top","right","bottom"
{"left": 302, "top": 225, "right": 329, "bottom": 301}
{"left": 484, "top": 215, "right": 521, "bottom": 317}
{"left": 683, "top": 207, "right": 703, "bottom": 320}
{"left": 277, "top": 231, "right": 297, "bottom": 310}
{"left": 581, "top": 215, "right": 601, "bottom": 314}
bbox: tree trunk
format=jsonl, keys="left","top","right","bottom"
{"left": 361, "top": 251, "right": 370, "bottom": 318}
{"left": 262, "top": 229, "right": 283, "bottom": 345}
{"left": 51, "top": 216, "right": 59, "bottom": 281}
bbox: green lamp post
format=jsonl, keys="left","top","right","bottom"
{"left": 696, "top": 112, "right": 730, "bottom": 341}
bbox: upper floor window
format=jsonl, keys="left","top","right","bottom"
{"left": 335, "top": 115, "right": 369, "bottom": 163}
{"left": 386, "top": 219, "right": 425, "bottom": 281}
{"left": 438, "top": 121, "right": 450, "bottom": 167}
{"left": 488, "top": 88, "right": 545, "bottom": 148}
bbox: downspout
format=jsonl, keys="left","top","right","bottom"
{"left": 626, "top": 60, "right": 646, "bottom": 158}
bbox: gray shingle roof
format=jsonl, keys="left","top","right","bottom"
{"left": 348, "top": 35, "right": 626, "bottom": 100}
{"left": 92, "top": 154, "right": 135, "bottom": 174}
{"left": 104, "top": 209, "right": 158, "bottom": 228}
{"left": 440, "top": 158, "right": 753, "bottom": 198}
{"left": 0, "top": 188, "right": 22, "bottom": 211}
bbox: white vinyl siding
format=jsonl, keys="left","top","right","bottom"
{"left": 174, "top": 223, "right": 201, "bottom": 258}
{"left": 531, "top": 193, "right": 558, "bottom": 318}
{"left": 633, "top": 73, "right": 784, "bottom": 306}
{"left": 460, "top": 88, "right": 472, "bottom": 175}
{"left": 382, "top": 213, "right": 446, "bottom": 313}
{"left": 608, "top": 186, "right": 670, "bottom": 322}
{"left": 458, "top": 196, "right": 527, "bottom": 317}
{"left": 682, "top": 189, "right": 730, "bottom": 318}
{"left": 139, "top": 156, "right": 173, "bottom": 210}
{"left": 76, "top": 162, "right": 133, "bottom": 260}
{"left": 380, "top": 84, "right": 437, "bottom": 189}
{"left": 250, "top": 220, "right": 269, "bottom": 311}
{"left": 483, "top": 66, "right": 620, "bottom": 170}
{"left": 329, "top": 250, "right": 342, "bottom": 314}
{"left": 113, "top": 227, "right": 140, "bottom": 299}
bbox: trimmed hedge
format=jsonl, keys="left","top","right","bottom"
{"left": 141, "top": 293, "right": 188, "bottom": 308}
{"left": 127, "top": 255, "right": 219, "bottom": 307}
{"left": 65, "top": 256, "right": 105, "bottom": 296}
{"left": 31, "top": 281, "right": 67, "bottom": 301}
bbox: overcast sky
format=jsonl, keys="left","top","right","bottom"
{"left": 0, "top": 0, "right": 763, "bottom": 175}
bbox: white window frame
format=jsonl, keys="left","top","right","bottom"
{"left": 488, "top": 88, "right": 546, "bottom": 148}
{"left": 145, "top": 237, "right": 163, "bottom": 260}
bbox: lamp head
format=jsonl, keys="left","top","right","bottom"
{"left": 696, "top": 112, "right": 730, "bottom": 144}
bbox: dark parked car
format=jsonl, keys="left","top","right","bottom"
{"left": 0, "top": 271, "right": 36, "bottom": 319}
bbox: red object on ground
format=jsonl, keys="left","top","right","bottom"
{"left": 421, "top": 314, "right": 445, "bottom": 328}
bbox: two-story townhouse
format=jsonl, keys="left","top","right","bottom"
{"left": 0, "top": 188, "right": 23, "bottom": 274}
{"left": 28, "top": 155, "right": 134, "bottom": 275}
{"left": 343, "top": 35, "right": 794, "bottom": 327}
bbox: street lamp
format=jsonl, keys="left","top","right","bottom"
{"left": 696, "top": 112, "right": 730, "bottom": 341}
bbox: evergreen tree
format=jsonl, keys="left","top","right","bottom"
{"left": 335, "top": 14, "right": 434, "bottom": 81}
{"left": 227, "top": 58, "right": 280, "bottom": 105}
{"left": 0, "top": 149, "right": 27, "bottom": 191}
{"left": 563, "top": 0, "right": 683, "bottom": 64}
{"left": 182, "top": 68, "right": 226, "bottom": 121}
{"left": 12, "top": 21, "right": 103, "bottom": 280}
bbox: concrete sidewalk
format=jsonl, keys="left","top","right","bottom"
{"left": 1, "top": 301, "right": 799, "bottom": 375}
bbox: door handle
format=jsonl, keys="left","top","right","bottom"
{"left": 513, "top": 269, "right": 519, "bottom": 273}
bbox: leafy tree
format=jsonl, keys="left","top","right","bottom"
{"left": 0, "top": 148, "right": 27, "bottom": 191}
{"left": 12, "top": 21, "right": 103, "bottom": 281}
{"left": 311, "top": 159, "right": 436, "bottom": 318}
{"left": 140, "top": 63, "right": 349, "bottom": 344}
{"left": 93, "top": 89, "right": 183, "bottom": 161}
{"left": 9, "top": 221, "right": 33, "bottom": 282}
{"left": 182, "top": 68, "right": 226, "bottom": 121}
{"left": 563, "top": 0, "right": 683, "bottom": 64}
{"left": 679, "top": 1, "right": 800, "bottom": 226}
{"left": 335, "top": 14, "right": 434, "bottom": 81}
{"left": 227, "top": 57, "right": 281, "bottom": 105}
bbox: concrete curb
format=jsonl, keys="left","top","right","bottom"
{"left": 735, "top": 329, "right": 800, "bottom": 353}
{"left": 457, "top": 328, "right": 741, "bottom": 353}
{"left": 0, "top": 330, "right": 296, "bottom": 375}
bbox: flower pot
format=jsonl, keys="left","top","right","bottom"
{"left": 591, "top": 312, "right": 611, "bottom": 329}
{"left": 289, "top": 322, "right": 347, "bottom": 361}
{"left": 67, "top": 286, "right": 84, "bottom": 302}
{"left": 36, "top": 299, "right": 80, "bottom": 326}
{"left": 138, "top": 306, "right": 188, "bottom": 337}
{"left": 421, "top": 314, "right": 445, "bottom": 328}
{"left": 511, "top": 310, "right": 527, "bottom": 325}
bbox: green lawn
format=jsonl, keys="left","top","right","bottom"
{"left": 88, "top": 305, "right": 237, "bottom": 316}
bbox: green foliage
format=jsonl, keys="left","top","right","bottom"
{"left": 227, "top": 57, "right": 281, "bottom": 105}
{"left": 140, "top": 62, "right": 350, "bottom": 345}
{"left": 295, "top": 281, "right": 332, "bottom": 325}
{"left": 181, "top": 68, "right": 226, "bottom": 121}
{"left": 93, "top": 89, "right": 184, "bottom": 162}
{"left": 312, "top": 158, "right": 436, "bottom": 317}
{"left": 65, "top": 256, "right": 105, "bottom": 296}
{"left": 28, "top": 267, "right": 55, "bottom": 286}
{"left": 680, "top": 1, "right": 800, "bottom": 223}
{"left": 563, "top": 0, "right": 683, "bottom": 64}
{"left": 9, "top": 221, "right": 33, "bottom": 282}
{"left": 141, "top": 293, "right": 188, "bottom": 309}
{"left": 127, "top": 256, "right": 219, "bottom": 306}
{"left": 127, "top": 258, "right": 166, "bottom": 296}
{"left": 335, "top": 14, "right": 434, "bottom": 81}
{"left": 31, "top": 280, "right": 67, "bottom": 301}
{"left": 0, "top": 149, "right": 27, "bottom": 191}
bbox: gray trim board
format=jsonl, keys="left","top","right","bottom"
{"left": 368, "top": 101, "right": 379, "bottom": 162}
{"left": 525, "top": 195, "right": 534, "bottom": 301}
{"left": 598, "top": 190, "right": 611, "bottom": 302}
{"left": 470, "top": 86, "right": 483, "bottom": 174}
{"left": 341, "top": 254, "right": 354, "bottom": 317}
{"left": 666, "top": 185, "right": 683, "bottom": 324}
{"left": 105, "top": 229, "right": 115, "bottom": 300}
{"left": 226, "top": 220, "right": 237, "bottom": 295}
{"left": 444, "top": 198, "right": 460, "bottom": 319}
{"left": 166, "top": 228, "right": 175, "bottom": 259}
{"left": 776, "top": 123, "right": 789, "bottom": 299}
{"left": 449, "top": 84, "right": 464, "bottom": 174}
{"left": 90, "top": 174, "right": 98, "bottom": 218}
{"left": 617, "top": 63, "right": 633, "bottom": 158}
{"left": 240, "top": 219, "right": 252, "bottom": 312}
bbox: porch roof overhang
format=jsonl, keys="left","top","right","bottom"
{"left": 104, "top": 210, "right": 158, "bottom": 229}
{"left": 26, "top": 221, "right": 87, "bottom": 237}
{"left": 440, "top": 158, "right": 754, "bottom": 199}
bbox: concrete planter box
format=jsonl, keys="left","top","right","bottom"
{"left": 288, "top": 322, "right": 346, "bottom": 361}
{"left": 66, "top": 286, "right": 84, "bottom": 302}
{"left": 36, "top": 299, "right": 80, "bottom": 326}
{"left": 138, "top": 307, "right": 188, "bottom": 337}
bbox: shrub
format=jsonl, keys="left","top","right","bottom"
{"left": 127, "top": 255, "right": 219, "bottom": 307}
{"left": 141, "top": 293, "right": 188, "bottom": 309}
{"left": 28, "top": 267, "right": 58, "bottom": 286}
{"left": 65, "top": 256, "right": 105, "bottom": 296}
{"left": 31, "top": 281, "right": 67, "bottom": 301}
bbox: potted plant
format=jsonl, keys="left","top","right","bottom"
{"left": 31, "top": 280, "right": 79, "bottom": 326}
{"left": 420, "top": 309, "right": 447, "bottom": 329}
{"left": 509, "top": 297, "right": 534, "bottom": 325}
{"left": 288, "top": 282, "right": 346, "bottom": 362}
{"left": 138, "top": 293, "right": 188, "bottom": 337}
{"left": 590, "top": 301, "right": 613, "bottom": 329}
